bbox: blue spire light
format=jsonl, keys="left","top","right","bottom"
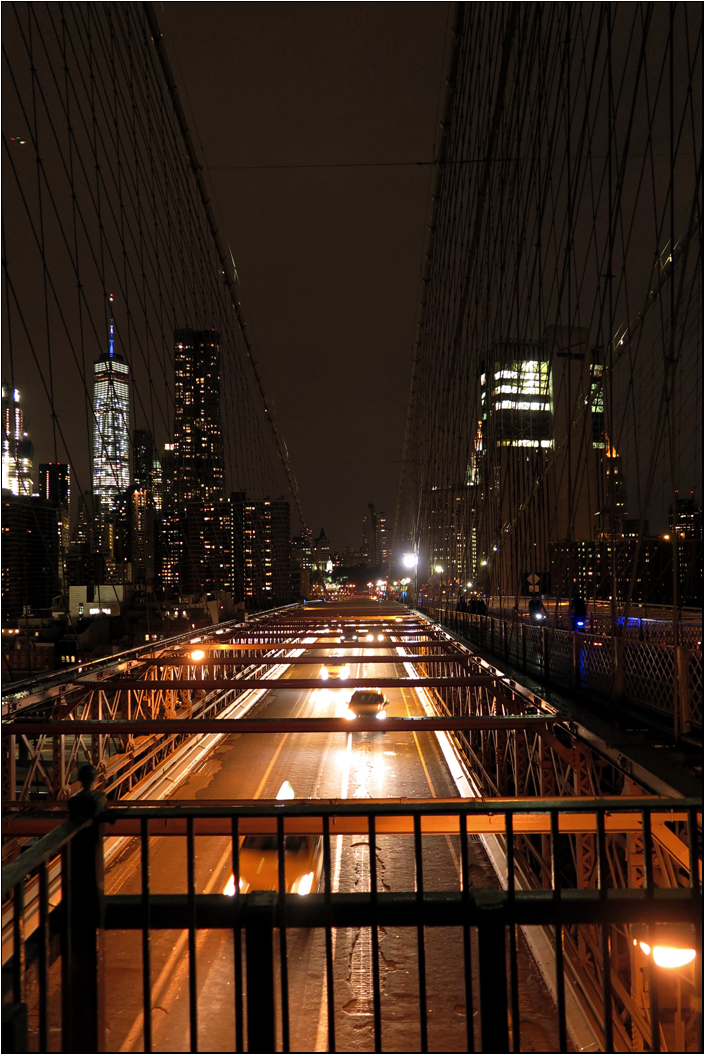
{"left": 109, "top": 293, "right": 115, "bottom": 358}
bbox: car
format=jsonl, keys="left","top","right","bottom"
{"left": 346, "top": 688, "right": 388, "bottom": 720}
{"left": 340, "top": 633, "right": 358, "bottom": 643}
{"left": 223, "top": 834, "right": 323, "bottom": 896}
{"left": 320, "top": 659, "right": 351, "bottom": 680}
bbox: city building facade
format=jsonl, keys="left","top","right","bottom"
{"left": 93, "top": 306, "right": 130, "bottom": 513}
{"left": 2, "top": 384, "right": 34, "bottom": 496}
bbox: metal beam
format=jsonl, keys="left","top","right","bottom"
{"left": 141, "top": 654, "right": 471, "bottom": 665}
{"left": 3, "top": 810, "right": 688, "bottom": 839}
{"left": 67, "top": 676, "right": 495, "bottom": 691}
{"left": 3, "top": 716, "right": 551, "bottom": 736}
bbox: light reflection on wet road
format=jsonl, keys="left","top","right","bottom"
{"left": 103, "top": 644, "right": 556, "bottom": 1053}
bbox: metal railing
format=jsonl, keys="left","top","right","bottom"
{"left": 422, "top": 607, "right": 704, "bottom": 741}
{"left": 2, "top": 797, "right": 702, "bottom": 1053}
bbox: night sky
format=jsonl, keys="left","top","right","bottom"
{"left": 157, "top": 2, "right": 452, "bottom": 549}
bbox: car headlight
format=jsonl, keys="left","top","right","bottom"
{"left": 345, "top": 708, "right": 356, "bottom": 720}
{"left": 376, "top": 710, "right": 387, "bottom": 720}
{"left": 224, "top": 875, "right": 249, "bottom": 896}
{"left": 342, "top": 665, "right": 350, "bottom": 678}
{"left": 377, "top": 634, "right": 384, "bottom": 641}
{"left": 320, "top": 667, "right": 328, "bottom": 680}
{"left": 293, "top": 871, "right": 314, "bottom": 896}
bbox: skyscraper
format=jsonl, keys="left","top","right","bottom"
{"left": 133, "top": 429, "right": 155, "bottom": 491}
{"left": 38, "top": 463, "right": 70, "bottom": 505}
{"left": 39, "top": 463, "right": 70, "bottom": 591}
{"left": 93, "top": 299, "right": 130, "bottom": 512}
{"left": 173, "top": 329, "right": 224, "bottom": 506}
{"left": 361, "top": 504, "right": 389, "bottom": 569}
{"left": 2, "top": 384, "right": 34, "bottom": 496}
{"left": 231, "top": 494, "right": 291, "bottom": 609}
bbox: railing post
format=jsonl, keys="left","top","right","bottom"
{"left": 476, "top": 893, "right": 509, "bottom": 1052}
{"left": 245, "top": 892, "right": 277, "bottom": 1052}
{"left": 521, "top": 622, "right": 527, "bottom": 671}
{"left": 676, "top": 645, "right": 691, "bottom": 740}
{"left": 4, "top": 734, "right": 16, "bottom": 802}
{"left": 61, "top": 823, "right": 105, "bottom": 1053}
{"left": 572, "top": 631, "right": 581, "bottom": 688}
{"left": 612, "top": 636, "right": 624, "bottom": 701}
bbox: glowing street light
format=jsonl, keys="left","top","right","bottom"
{"left": 190, "top": 649, "right": 205, "bottom": 661}
{"left": 630, "top": 924, "right": 697, "bottom": 969}
{"left": 434, "top": 565, "right": 444, "bottom": 574}
{"left": 402, "top": 553, "right": 418, "bottom": 569}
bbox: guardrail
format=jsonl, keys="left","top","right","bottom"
{"left": 422, "top": 607, "right": 703, "bottom": 742}
{"left": 482, "top": 608, "right": 703, "bottom": 648}
{"left": 1, "top": 797, "right": 702, "bottom": 1053}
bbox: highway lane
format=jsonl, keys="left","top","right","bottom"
{"left": 102, "top": 640, "right": 557, "bottom": 1053}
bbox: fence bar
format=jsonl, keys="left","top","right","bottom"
{"left": 550, "top": 810, "right": 567, "bottom": 1052}
{"left": 459, "top": 812, "right": 475, "bottom": 1052}
{"left": 140, "top": 818, "right": 152, "bottom": 1053}
{"left": 368, "top": 815, "right": 382, "bottom": 1052}
{"left": 641, "top": 811, "right": 661, "bottom": 1052}
{"left": 687, "top": 806, "right": 703, "bottom": 1052}
{"left": 322, "top": 814, "right": 336, "bottom": 1053}
{"left": 186, "top": 817, "right": 198, "bottom": 1051}
{"left": 596, "top": 810, "right": 613, "bottom": 1053}
{"left": 61, "top": 822, "right": 105, "bottom": 1051}
{"left": 277, "top": 814, "right": 291, "bottom": 1052}
{"left": 505, "top": 812, "right": 520, "bottom": 1053}
{"left": 688, "top": 805, "right": 700, "bottom": 893}
{"left": 245, "top": 892, "right": 277, "bottom": 1053}
{"left": 12, "top": 878, "right": 25, "bottom": 1004}
{"left": 477, "top": 898, "right": 508, "bottom": 1052}
{"left": 60, "top": 844, "right": 72, "bottom": 1049}
{"left": 231, "top": 816, "right": 244, "bottom": 1053}
{"left": 37, "top": 862, "right": 49, "bottom": 1053}
{"left": 413, "top": 813, "right": 428, "bottom": 1053}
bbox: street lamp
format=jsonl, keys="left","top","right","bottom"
{"left": 402, "top": 553, "right": 418, "bottom": 606}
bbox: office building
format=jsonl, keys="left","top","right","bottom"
{"left": 128, "top": 487, "right": 156, "bottom": 585}
{"left": 362, "top": 504, "right": 389, "bottom": 569}
{"left": 93, "top": 302, "right": 130, "bottom": 512}
{"left": 671, "top": 492, "right": 703, "bottom": 541}
{"left": 38, "top": 463, "right": 70, "bottom": 505}
{"left": 313, "top": 528, "right": 332, "bottom": 573}
{"left": 39, "top": 463, "right": 70, "bottom": 590}
{"left": 476, "top": 330, "right": 618, "bottom": 595}
{"left": 291, "top": 535, "right": 314, "bottom": 572}
{"left": 133, "top": 430, "right": 155, "bottom": 491}
{"left": 159, "top": 443, "right": 179, "bottom": 588}
{"left": 180, "top": 500, "right": 231, "bottom": 596}
{"left": 2, "top": 384, "right": 34, "bottom": 496}
{"left": 2, "top": 494, "right": 60, "bottom": 617}
{"left": 232, "top": 494, "right": 291, "bottom": 609}
{"left": 173, "top": 329, "right": 224, "bottom": 506}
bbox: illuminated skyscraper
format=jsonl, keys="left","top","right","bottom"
{"left": 231, "top": 493, "right": 291, "bottom": 608}
{"left": 173, "top": 329, "right": 224, "bottom": 506}
{"left": 93, "top": 299, "right": 130, "bottom": 513}
{"left": 2, "top": 384, "right": 34, "bottom": 496}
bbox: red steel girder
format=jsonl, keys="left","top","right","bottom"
{"left": 65, "top": 676, "right": 496, "bottom": 691}
{"left": 3, "top": 716, "right": 551, "bottom": 736}
{"left": 143, "top": 654, "right": 471, "bottom": 665}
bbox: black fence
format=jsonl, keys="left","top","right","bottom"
{"left": 421, "top": 606, "right": 703, "bottom": 741}
{"left": 2, "top": 797, "right": 702, "bottom": 1053}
